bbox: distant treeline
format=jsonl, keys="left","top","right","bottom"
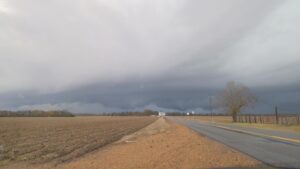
{"left": 100, "top": 109, "right": 159, "bottom": 116}
{"left": 0, "top": 110, "right": 75, "bottom": 117}
{"left": 75, "top": 109, "right": 159, "bottom": 116}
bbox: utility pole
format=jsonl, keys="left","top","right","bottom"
{"left": 209, "top": 96, "right": 213, "bottom": 122}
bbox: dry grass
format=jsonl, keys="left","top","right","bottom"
{"left": 231, "top": 123, "right": 300, "bottom": 133}
{"left": 184, "top": 116, "right": 233, "bottom": 123}
{"left": 0, "top": 116, "right": 156, "bottom": 167}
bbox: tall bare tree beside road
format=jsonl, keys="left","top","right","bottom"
{"left": 216, "top": 81, "right": 257, "bottom": 122}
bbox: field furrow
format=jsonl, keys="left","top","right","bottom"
{"left": 0, "top": 116, "right": 156, "bottom": 167}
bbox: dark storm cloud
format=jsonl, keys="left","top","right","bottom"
{"left": 0, "top": 0, "right": 299, "bottom": 113}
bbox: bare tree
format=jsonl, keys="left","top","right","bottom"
{"left": 216, "top": 81, "right": 257, "bottom": 122}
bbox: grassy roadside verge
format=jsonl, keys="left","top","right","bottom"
{"left": 185, "top": 116, "right": 300, "bottom": 133}
{"left": 229, "top": 122, "right": 300, "bottom": 133}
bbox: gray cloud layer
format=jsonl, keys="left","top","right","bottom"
{"left": 0, "top": 0, "right": 299, "bottom": 113}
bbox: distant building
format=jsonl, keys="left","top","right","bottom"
{"left": 158, "top": 112, "right": 166, "bottom": 116}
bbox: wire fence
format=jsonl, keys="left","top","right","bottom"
{"left": 237, "top": 114, "right": 300, "bottom": 125}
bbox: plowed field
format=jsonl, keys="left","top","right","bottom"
{"left": 0, "top": 116, "right": 156, "bottom": 167}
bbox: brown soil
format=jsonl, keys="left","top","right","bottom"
{"left": 0, "top": 116, "right": 156, "bottom": 168}
{"left": 17, "top": 117, "right": 273, "bottom": 169}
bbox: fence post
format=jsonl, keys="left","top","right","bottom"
{"left": 297, "top": 115, "right": 300, "bottom": 124}
{"left": 278, "top": 116, "right": 281, "bottom": 125}
{"left": 275, "top": 106, "right": 279, "bottom": 124}
{"left": 259, "top": 115, "right": 261, "bottom": 123}
{"left": 249, "top": 115, "right": 252, "bottom": 124}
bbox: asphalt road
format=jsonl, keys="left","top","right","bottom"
{"left": 168, "top": 117, "right": 300, "bottom": 169}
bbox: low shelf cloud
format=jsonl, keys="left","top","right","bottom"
{"left": 0, "top": 0, "right": 299, "bottom": 113}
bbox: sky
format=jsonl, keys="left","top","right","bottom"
{"left": 0, "top": 0, "right": 299, "bottom": 114}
